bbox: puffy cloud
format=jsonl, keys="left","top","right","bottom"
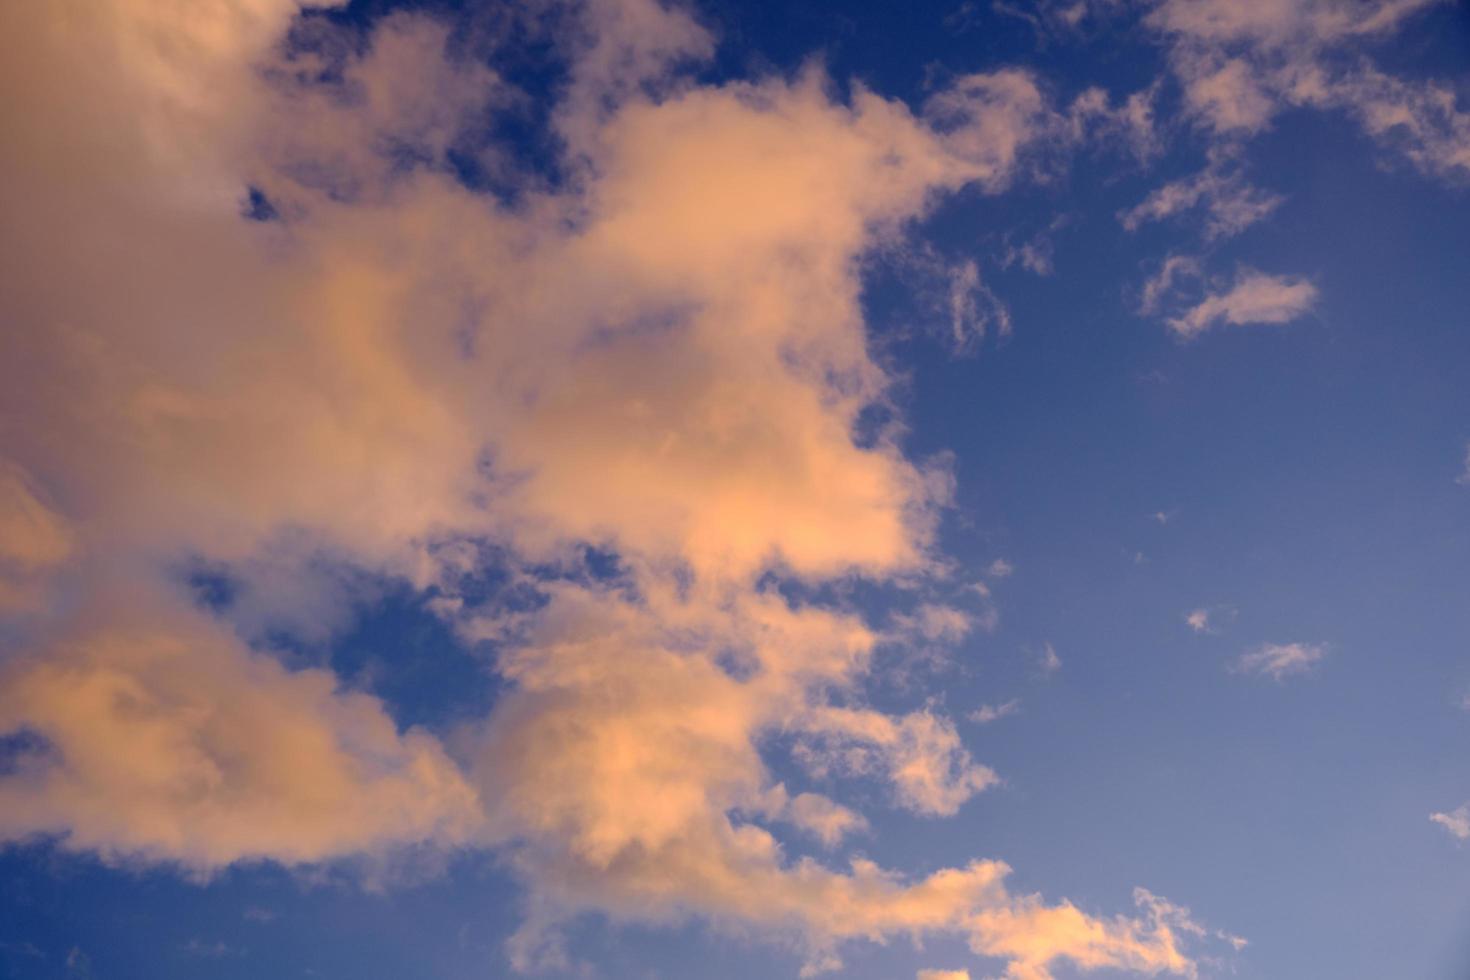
{"left": 1168, "top": 268, "right": 1317, "bottom": 338}
{"left": 1233, "top": 642, "right": 1328, "bottom": 680}
{"left": 784, "top": 791, "right": 869, "bottom": 848}
{"left": 1185, "top": 610, "right": 1210, "bottom": 633}
{"left": 0, "top": 0, "right": 1232, "bottom": 975}
{"left": 0, "top": 585, "right": 481, "bottom": 868}
{"left": 1430, "top": 804, "right": 1470, "bottom": 840}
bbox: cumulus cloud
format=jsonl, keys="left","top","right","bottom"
{"left": 0, "top": 585, "right": 482, "bottom": 869}
{"left": 1233, "top": 642, "right": 1328, "bottom": 680}
{"left": 0, "top": 0, "right": 1237, "bottom": 976}
{"left": 1185, "top": 610, "right": 1211, "bottom": 633}
{"left": 1168, "top": 268, "right": 1318, "bottom": 338}
{"left": 1430, "top": 804, "right": 1470, "bottom": 840}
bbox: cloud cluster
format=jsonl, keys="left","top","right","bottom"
{"left": 1149, "top": 0, "right": 1463, "bottom": 164}
{"left": 1127, "top": 0, "right": 1467, "bottom": 334}
{"left": 0, "top": 0, "right": 1229, "bottom": 977}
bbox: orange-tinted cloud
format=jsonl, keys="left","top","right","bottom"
{"left": 0, "top": 1, "right": 1228, "bottom": 976}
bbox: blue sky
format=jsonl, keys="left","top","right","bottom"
{"left": 2, "top": 1, "right": 1470, "bottom": 979}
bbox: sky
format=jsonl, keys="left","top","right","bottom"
{"left": 1, "top": 1, "right": 1469, "bottom": 979}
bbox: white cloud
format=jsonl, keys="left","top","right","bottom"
{"left": 1431, "top": 804, "right": 1470, "bottom": 840}
{"left": 1185, "top": 609, "right": 1211, "bottom": 633}
{"left": 1168, "top": 268, "right": 1318, "bottom": 338}
{"left": 1233, "top": 642, "right": 1329, "bottom": 680}
{"left": 987, "top": 558, "right": 1015, "bottom": 578}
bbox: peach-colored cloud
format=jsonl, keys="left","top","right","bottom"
{"left": 0, "top": 463, "right": 74, "bottom": 613}
{"left": 0, "top": 584, "right": 481, "bottom": 868}
{"left": 1147, "top": 0, "right": 1466, "bottom": 178}
{"left": 0, "top": 1, "right": 1232, "bottom": 975}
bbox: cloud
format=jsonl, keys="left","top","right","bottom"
{"left": 1146, "top": 0, "right": 1467, "bottom": 179}
{"left": 0, "top": 1, "right": 1234, "bottom": 976}
{"left": 1119, "top": 161, "right": 1284, "bottom": 240}
{"left": 0, "top": 462, "right": 74, "bottom": 613}
{"left": 1139, "top": 254, "right": 1203, "bottom": 319}
{"left": 1185, "top": 610, "right": 1211, "bottom": 633}
{"left": 784, "top": 791, "right": 868, "bottom": 848}
{"left": 899, "top": 604, "right": 979, "bottom": 644}
{"left": 796, "top": 706, "right": 1001, "bottom": 817}
{"left": 1168, "top": 268, "right": 1318, "bottom": 338}
{"left": 1038, "top": 642, "right": 1063, "bottom": 674}
{"left": 970, "top": 699, "right": 1021, "bottom": 724}
{"left": 1457, "top": 442, "right": 1470, "bottom": 486}
{"left": 947, "top": 260, "right": 1014, "bottom": 352}
{"left": 0, "top": 585, "right": 482, "bottom": 869}
{"left": 918, "top": 970, "right": 972, "bottom": 980}
{"left": 1233, "top": 642, "right": 1328, "bottom": 681}
{"left": 1431, "top": 804, "right": 1470, "bottom": 840}
{"left": 987, "top": 558, "right": 1015, "bottom": 578}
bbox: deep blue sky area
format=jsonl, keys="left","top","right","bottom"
{"left": 4, "top": 1, "right": 1470, "bottom": 979}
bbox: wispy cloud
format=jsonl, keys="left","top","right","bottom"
{"left": 1233, "top": 642, "right": 1329, "bottom": 681}
{"left": 1431, "top": 804, "right": 1470, "bottom": 840}
{"left": 1120, "top": 161, "right": 1284, "bottom": 240}
{"left": 970, "top": 699, "right": 1022, "bottom": 724}
{"left": 1038, "top": 642, "right": 1063, "bottom": 674}
{"left": 1169, "top": 268, "right": 1318, "bottom": 338}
